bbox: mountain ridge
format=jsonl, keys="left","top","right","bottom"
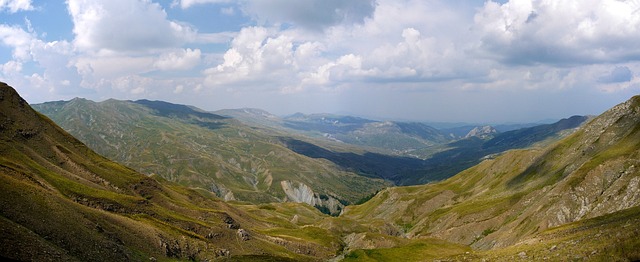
{"left": 3, "top": 82, "right": 640, "bottom": 261}
{"left": 0, "top": 82, "right": 347, "bottom": 261}
{"left": 339, "top": 95, "right": 640, "bottom": 259}
{"left": 34, "top": 97, "right": 589, "bottom": 188}
{"left": 33, "top": 97, "right": 388, "bottom": 215}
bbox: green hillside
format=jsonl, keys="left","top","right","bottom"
{"left": 0, "top": 82, "right": 347, "bottom": 261}
{"left": 33, "top": 98, "right": 388, "bottom": 215}
{"left": 6, "top": 81, "right": 640, "bottom": 261}
{"left": 339, "top": 95, "right": 640, "bottom": 260}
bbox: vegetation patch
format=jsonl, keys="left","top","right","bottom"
{"left": 342, "top": 238, "right": 471, "bottom": 262}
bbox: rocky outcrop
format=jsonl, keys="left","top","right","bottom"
{"left": 210, "top": 183, "right": 236, "bottom": 201}
{"left": 280, "top": 180, "right": 344, "bottom": 215}
{"left": 465, "top": 125, "right": 497, "bottom": 139}
{"left": 237, "top": 229, "right": 250, "bottom": 241}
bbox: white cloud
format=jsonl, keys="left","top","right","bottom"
{"left": 68, "top": 0, "right": 197, "bottom": 53}
{"left": 172, "top": 0, "right": 229, "bottom": 9}
{"left": 204, "top": 27, "right": 300, "bottom": 88}
{"left": 110, "top": 75, "right": 152, "bottom": 94}
{"left": 195, "top": 32, "right": 236, "bottom": 44}
{"left": 2, "top": 0, "right": 638, "bottom": 122}
{"left": 1, "top": 60, "right": 22, "bottom": 74}
{"left": 475, "top": 0, "right": 640, "bottom": 65}
{"left": 154, "top": 48, "right": 201, "bottom": 71}
{"left": 75, "top": 55, "right": 154, "bottom": 77}
{"left": 60, "top": 1, "right": 213, "bottom": 96}
{"left": 0, "top": 23, "right": 85, "bottom": 98}
{"left": 0, "top": 24, "right": 35, "bottom": 60}
{"left": 204, "top": 0, "right": 489, "bottom": 93}
{"left": 0, "top": 0, "right": 33, "bottom": 13}
{"left": 174, "top": 84, "right": 184, "bottom": 94}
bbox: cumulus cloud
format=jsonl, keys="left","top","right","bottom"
{"left": 68, "top": 0, "right": 196, "bottom": 53}
{"left": 154, "top": 48, "right": 201, "bottom": 71}
{"left": 204, "top": 0, "right": 486, "bottom": 92}
{"left": 0, "top": 23, "right": 84, "bottom": 97}
{"left": 2, "top": 0, "right": 637, "bottom": 122}
{"left": 0, "top": 0, "right": 33, "bottom": 13}
{"left": 1, "top": 60, "right": 22, "bottom": 75}
{"left": 360, "top": 27, "right": 475, "bottom": 81}
{"left": 475, "top": 0, "right": 640, "bottom": 65}
{"left": 0, "top": 24, "right": 35, "bottom": 60}
{"left": 59, "top": 0, "right": 212, "bottom": 96}
{"left": 203, "top": 27, "right": 298, "bottom": 88}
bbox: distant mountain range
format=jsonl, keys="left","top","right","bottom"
{"left": 220, "top": 110, "right": 452, "bottom": 156}
{"left": 0, "top": 82, "right": 349, "bottom": 261}
{"left": 33, "top": 98, "right": 388, "bottom": 215}
{"left": 3, "top": 81, "right": 640, "bottom": 261}
{"left": 35, "top": 98, "right": 588, "bottom": 190}
{"left": 35, "top": 98, "right": 590, "bottom": 191}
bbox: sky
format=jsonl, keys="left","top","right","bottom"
{"left": 1, "top": 0, "right": 639, "bottom": 123}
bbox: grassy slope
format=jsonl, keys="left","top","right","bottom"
{"left": 0, "top": 83, "right": 346, "bottom": 261}
{"left": 8, "top": 81, "right": 640, "bottom": 261}
{"left": 33, "top": 99, "right": 388, "bottom": 207}
{"left": 476, "top": 204, "right": 640, "bottom": 261}
{"left": 339, "top": 96, "right": 640, "bottom": 260}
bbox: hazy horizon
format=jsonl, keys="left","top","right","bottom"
{"left": 1, "top": 0, "right": 639, "bottom": 123}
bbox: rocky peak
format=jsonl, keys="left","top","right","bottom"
{"left": 464, "top": 125, "right": 497, "bottom": 139}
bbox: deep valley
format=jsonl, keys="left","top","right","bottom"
{"left": 2, "top": 82, "right": 640, "bottom": 261}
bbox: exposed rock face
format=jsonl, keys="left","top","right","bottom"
{"left": 469, "top": 98, "right": 640, "bottom": 248}
{"left": 210, "top": 183, "right": 236, "bottom": 201}
{"left": 465, "top": 125, "right": 497, "bottom": 139}
{"left": 280, "top": 180, "right": 344, "bottom": 215}
{"left": 281, "top": 180, "right": 316, "bottom": 205}
{"left": 237, "top": 229, "right": 250, "bottom": 241}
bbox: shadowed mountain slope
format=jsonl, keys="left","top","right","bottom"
{"left": 340, "top": 95, "right": 640, "bottom": 260}
{"left": 33, "top": 98, "right": 388, "bottom": 215}
{"left": 395, "top": 115, "right": 589, "bottom": 184}
{"left": 220, "top": 110, "right": 451, "bottom": 157}
{"left": 280, "top": 116, "right": 587, "bottom": 185}
{"left": 40, "top": 96, "right": 582, "bottom": 189}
